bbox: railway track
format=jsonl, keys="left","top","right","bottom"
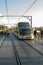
{"left": 23, "top": 41, "right": 43, "bottom": 56}
{"left": 0, "top": 36, "right": 6, "bottom": 48}
{"left": 0, "top": 34, "right": 22, "bottom": 65}
{"left": 13, "top": 33, "right": 43, "bottom": 56}
{"left": 0, "top": 33, "right": 42, "bottom": 65}
{"left": 6, "top": 33, "right": 43, "bottom": 65}
{"left": 11, "top": 37, "right": 21, "bottom": 65}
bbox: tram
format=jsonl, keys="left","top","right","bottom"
{"left": 16, "top": 22, "right": 34, "bottom": 39}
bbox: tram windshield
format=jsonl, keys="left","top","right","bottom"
{"left": 18, "top": 22, "right": 32, "bottom": 35}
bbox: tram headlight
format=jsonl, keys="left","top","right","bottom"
{"left": 31, "top": 33, "right": 34, "bottom": 39}
{"left": 18, "top": 34, "right": 20, "bottom": 36}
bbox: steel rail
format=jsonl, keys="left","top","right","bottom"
{"left": 12, "top": 33, "right": 43, "bottom": 56}
{"left": 0, "top": 36, "right": 6, "bottom": 48}
{"left": 23, "top": 41, "right": 43, "bottom": 56}
{"left": 11, "top": 37, "right": 21, "bottom": 65}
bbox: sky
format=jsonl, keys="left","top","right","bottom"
{"left": 0, "top": 0, "right": 43, "bottom": 27}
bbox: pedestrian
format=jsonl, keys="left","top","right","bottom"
{"left": 41, "top": 30, "right": 43, "bottom": 37}
{"left": 34, "top": 30, "right": 37, "bottom": 37}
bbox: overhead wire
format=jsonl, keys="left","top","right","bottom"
{"left": 0, "top": 15, "right": 31, "bottom": 17}
{"left": 0, "top": 0, "right": 37, "bottom": 26}
{"left": 5, "top": 0, "right": 9, "bottom": 23}
{"left": 17, "top": 0, "right": 37, "bottom": 21}
{"left": 0, "top": 0, "right": 37, "bottom": 18}
{"left": 5, "top": 0, "right": 8, "bottom": 17}
{"left": 1, "top": 0, "right": 37, "bottom": 28}
{"left": 22, "top": 0, "right": 37, "bottom": 15}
